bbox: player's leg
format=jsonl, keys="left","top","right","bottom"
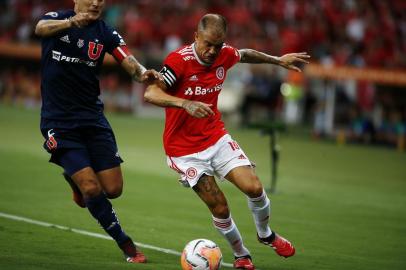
{"left": 167, "top": 151, "right": 254, "bottom": 268}
{"left": 68, "top": 165, "right": 146, "bottom": 263}
{"left": 88, "top": 127, "right": 124, "bottom": 199}
{"left": 225, "top": 166, "right": 271, "bottom": 237}
{"left": 62, "top": 172, "right": 86, "bottom": 208}
{"left": 42, "top": 128, "right": 85, "bottom": 208}
{"left": 193, "top": 175, "right": 254, "bottom": 269}
{"left": 97, "top": 166, "right": 123, "bottom": 199}
{"left": 85, "top": 127, "right": 146, "bottom": 263}
{"left": 213, "top": 134, "right": 294, "bottom": 258}
{"left": 225, "top": 166, "right": 295, "bottom": 258}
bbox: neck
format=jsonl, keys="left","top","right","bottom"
{"left": 192, "top": 43, "right": 211, "bottom": 67}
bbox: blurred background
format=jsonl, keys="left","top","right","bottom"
{"left": 0, "top": 0, "right": 406, "bottom": 150}
{"left": 1, "top": 1, "right": 406, "bottom": 269}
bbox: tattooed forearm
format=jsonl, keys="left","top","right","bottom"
{"left": 35, "top": 19, "right": 72, "bottom": 37}
{"left": 239, "top": 49, "right": 280, "bottom": 64}
{"left": 182, "top": 100, "right": 199, "bottom": 114}
{"left": 47, "top": 25, "right": 59, "bottom": 31}
{"left": 127, "top": 56, "right": 146, "bottom": 82}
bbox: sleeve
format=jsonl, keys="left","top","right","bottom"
{"left": 160, "top": 52, "right": 184, "bottom": 89}
{"left": 40, "top": 10, "right": 70, "bottom": 21}
{"left": 222, "top": 44, "right": 241, "bottom": 70}
{"left": 104, "top": 24, "right": 131, "bottom": 62}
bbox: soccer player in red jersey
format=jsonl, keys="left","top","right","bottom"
{"left": 144, "top": 14, "right": 310, "bottom": 269}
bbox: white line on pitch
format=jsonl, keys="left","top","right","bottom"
{"left": 0, "top": 211, "right": 235, "bottom": 268}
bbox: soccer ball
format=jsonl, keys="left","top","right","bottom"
{"left": 180, "top": 239, "right": 223, "bottom": 270}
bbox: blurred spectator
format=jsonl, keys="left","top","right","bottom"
{"left": 240, "top": 65, "right": 282, "bottom": 127}
{"left": 346, "top": 105, "right": 375, "bottom": 144}
{"left": 376, "top": 108, "right": 406, "bottom": 146}
{"left": 0, "top": 0, "right": 405, "bottom": 69}
{"left": 1, "top": 0, "right": 406, "bottom": 149}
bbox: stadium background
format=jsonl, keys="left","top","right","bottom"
{"left": 0, "top": 0, "right": 405, "bottom": 270}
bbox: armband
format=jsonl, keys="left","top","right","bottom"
{"left": 112, "top": 45, "right": 131, "bottom": 63}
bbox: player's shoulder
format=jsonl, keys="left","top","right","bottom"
{"left": 220, "top": 43, "right": 239, "bottom": 56}
{"left": 167, "top": 44, "right": 195, "bottom": 62}
{"left": 41, "top": 9, "right": 74, "bottom": 20}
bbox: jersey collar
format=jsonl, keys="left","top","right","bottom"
{"left": 192, "top": 43, "right": 211, "bottom": 67}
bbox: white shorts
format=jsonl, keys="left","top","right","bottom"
{"left": 166, "top": 134, "right": 253, "bottom": 188}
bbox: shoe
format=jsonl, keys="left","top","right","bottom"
{"left": 62, "top": 173, "right": 86, "bottom": 208}
{"left": 258, "top": 232, "right": 295, "bottom": 258}
{"left": 233, "top": 255, "right": 255, "bottom": 270}
{"left": 119, "top": 238, "right": 147, "bottom": 263}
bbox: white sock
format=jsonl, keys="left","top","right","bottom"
{"left": 212, "top": 215, "right": 250, "bottom": 257}
{"left": 247, "top": 190, "right": 272, "bottom": 238}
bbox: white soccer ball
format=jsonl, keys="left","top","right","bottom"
{"left": 180, "top": 239, "right": 223, "bottom": 270}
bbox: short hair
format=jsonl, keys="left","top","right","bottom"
{"left": 198, "top": 14, "right": 228, "bottom": 34}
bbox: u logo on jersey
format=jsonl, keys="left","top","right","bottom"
{"left": 88, "top": 42, "right": 104, "bottom": 60}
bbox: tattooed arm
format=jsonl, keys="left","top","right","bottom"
{"left": 144, "top": 81, "right": 214, "bottom": 118}
{"left": 120, "top": 55, "right": 162, "bottom": 83}
{"left": 35, "top": 12, "right": 92, "bottom": 37}
{"left": 239, "top": 49, "right": 310, "bottom": 72}
{"left": 121, "top": 55, "right": 147, "bottom": 82}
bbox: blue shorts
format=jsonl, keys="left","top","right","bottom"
{"left": 41, "top": 126, "right": 123, "bottom": 176}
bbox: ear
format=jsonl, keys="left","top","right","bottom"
{"left": 194, "top": 32, "right": 198, "bottom": 42}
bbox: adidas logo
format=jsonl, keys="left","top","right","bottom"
{"left": 238, "top": 154, "right": 246, "bottom": 160}
{"left": 189, "top": 75, "right": 198, "bottom": 81}
{"left": 60, "top": 35, "right": 70, "bottom": 43}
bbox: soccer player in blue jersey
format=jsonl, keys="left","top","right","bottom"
{"left": 35, "top": 0, "right": 161, "bottom": 264}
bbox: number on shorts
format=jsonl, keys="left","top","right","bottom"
{"left": 228, "top": 141, "right": 240, "bottom": 151}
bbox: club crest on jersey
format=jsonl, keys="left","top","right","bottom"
{"left": 88, "top": 42, "right": 104, "bottom": 60}
{"left": 46, "top": 129, "right": 58, "bottom": 151}
{"left": 216, "top": 66, "right": 225, "bottom": 80}
{"left": 77, "top": 39, "right": 84, "bottom": 48}
{"left": 186, "top": 167, "right": 197, "bottom": 179}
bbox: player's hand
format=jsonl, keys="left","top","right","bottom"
{"left": 278, "top": 52, "right": 310, "bottom": 72}
{"left": 182, "top": 100, "right": 215, "bottom": 118}
{"left": 69, "top": 13, "right": 92, "bottom": 28}
{"left": 140, "top": 69, "right": 164, "bottom": 84}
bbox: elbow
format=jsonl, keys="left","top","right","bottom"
{"left": 34, "top": 26, "right": 42, "bottom": 36}
{"left": 35, "top": 24, "right": 45, "bottom": 37}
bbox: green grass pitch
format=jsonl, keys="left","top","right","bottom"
{"left": 0, "top": 105, "right": 405, "bottom": 270}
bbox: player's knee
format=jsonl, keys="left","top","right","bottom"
{"left": 105, "top": 185, "right": 123, "bottom": 199}
{"left": 79, "top": 178, "right": 102, "bottom": 198}
{"left": 245, "top": 175, "right": 263, "bottom": 197}
{"left": 211, "top": 204, "right": 230, "bottom": 219}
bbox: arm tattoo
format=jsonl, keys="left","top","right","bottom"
{"left": 127, "top": 56, "right": 143, "bottom": 82}
{"left": 240, "top": 49, "right": 280, "bottom": 64}
{"left": 47, "top": 25, "right": 59, "bottom": 31}
{"left": 182, "top": 100, "right": 198, "bottom": 114}
{"left": 162, "top": 101, "right": 177, "bottom": 107}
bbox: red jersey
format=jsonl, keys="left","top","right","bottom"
{"left": 160, "top": 43, "right": 241, "bottom": 157}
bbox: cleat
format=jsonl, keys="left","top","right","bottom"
{"left": 125, "top": 250, "right": 147, "bottom": 263}
{"left": 233, "top": 255, "right": 255, "bottom": 270}
{"left": 258, "top": 233, "right": 295, "bottom": 258}
{"left": 119, "top": 238, "right": 147, "bottom": 263}
{"left": 62, "top": 173, "right": 86, "bottom": 208}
